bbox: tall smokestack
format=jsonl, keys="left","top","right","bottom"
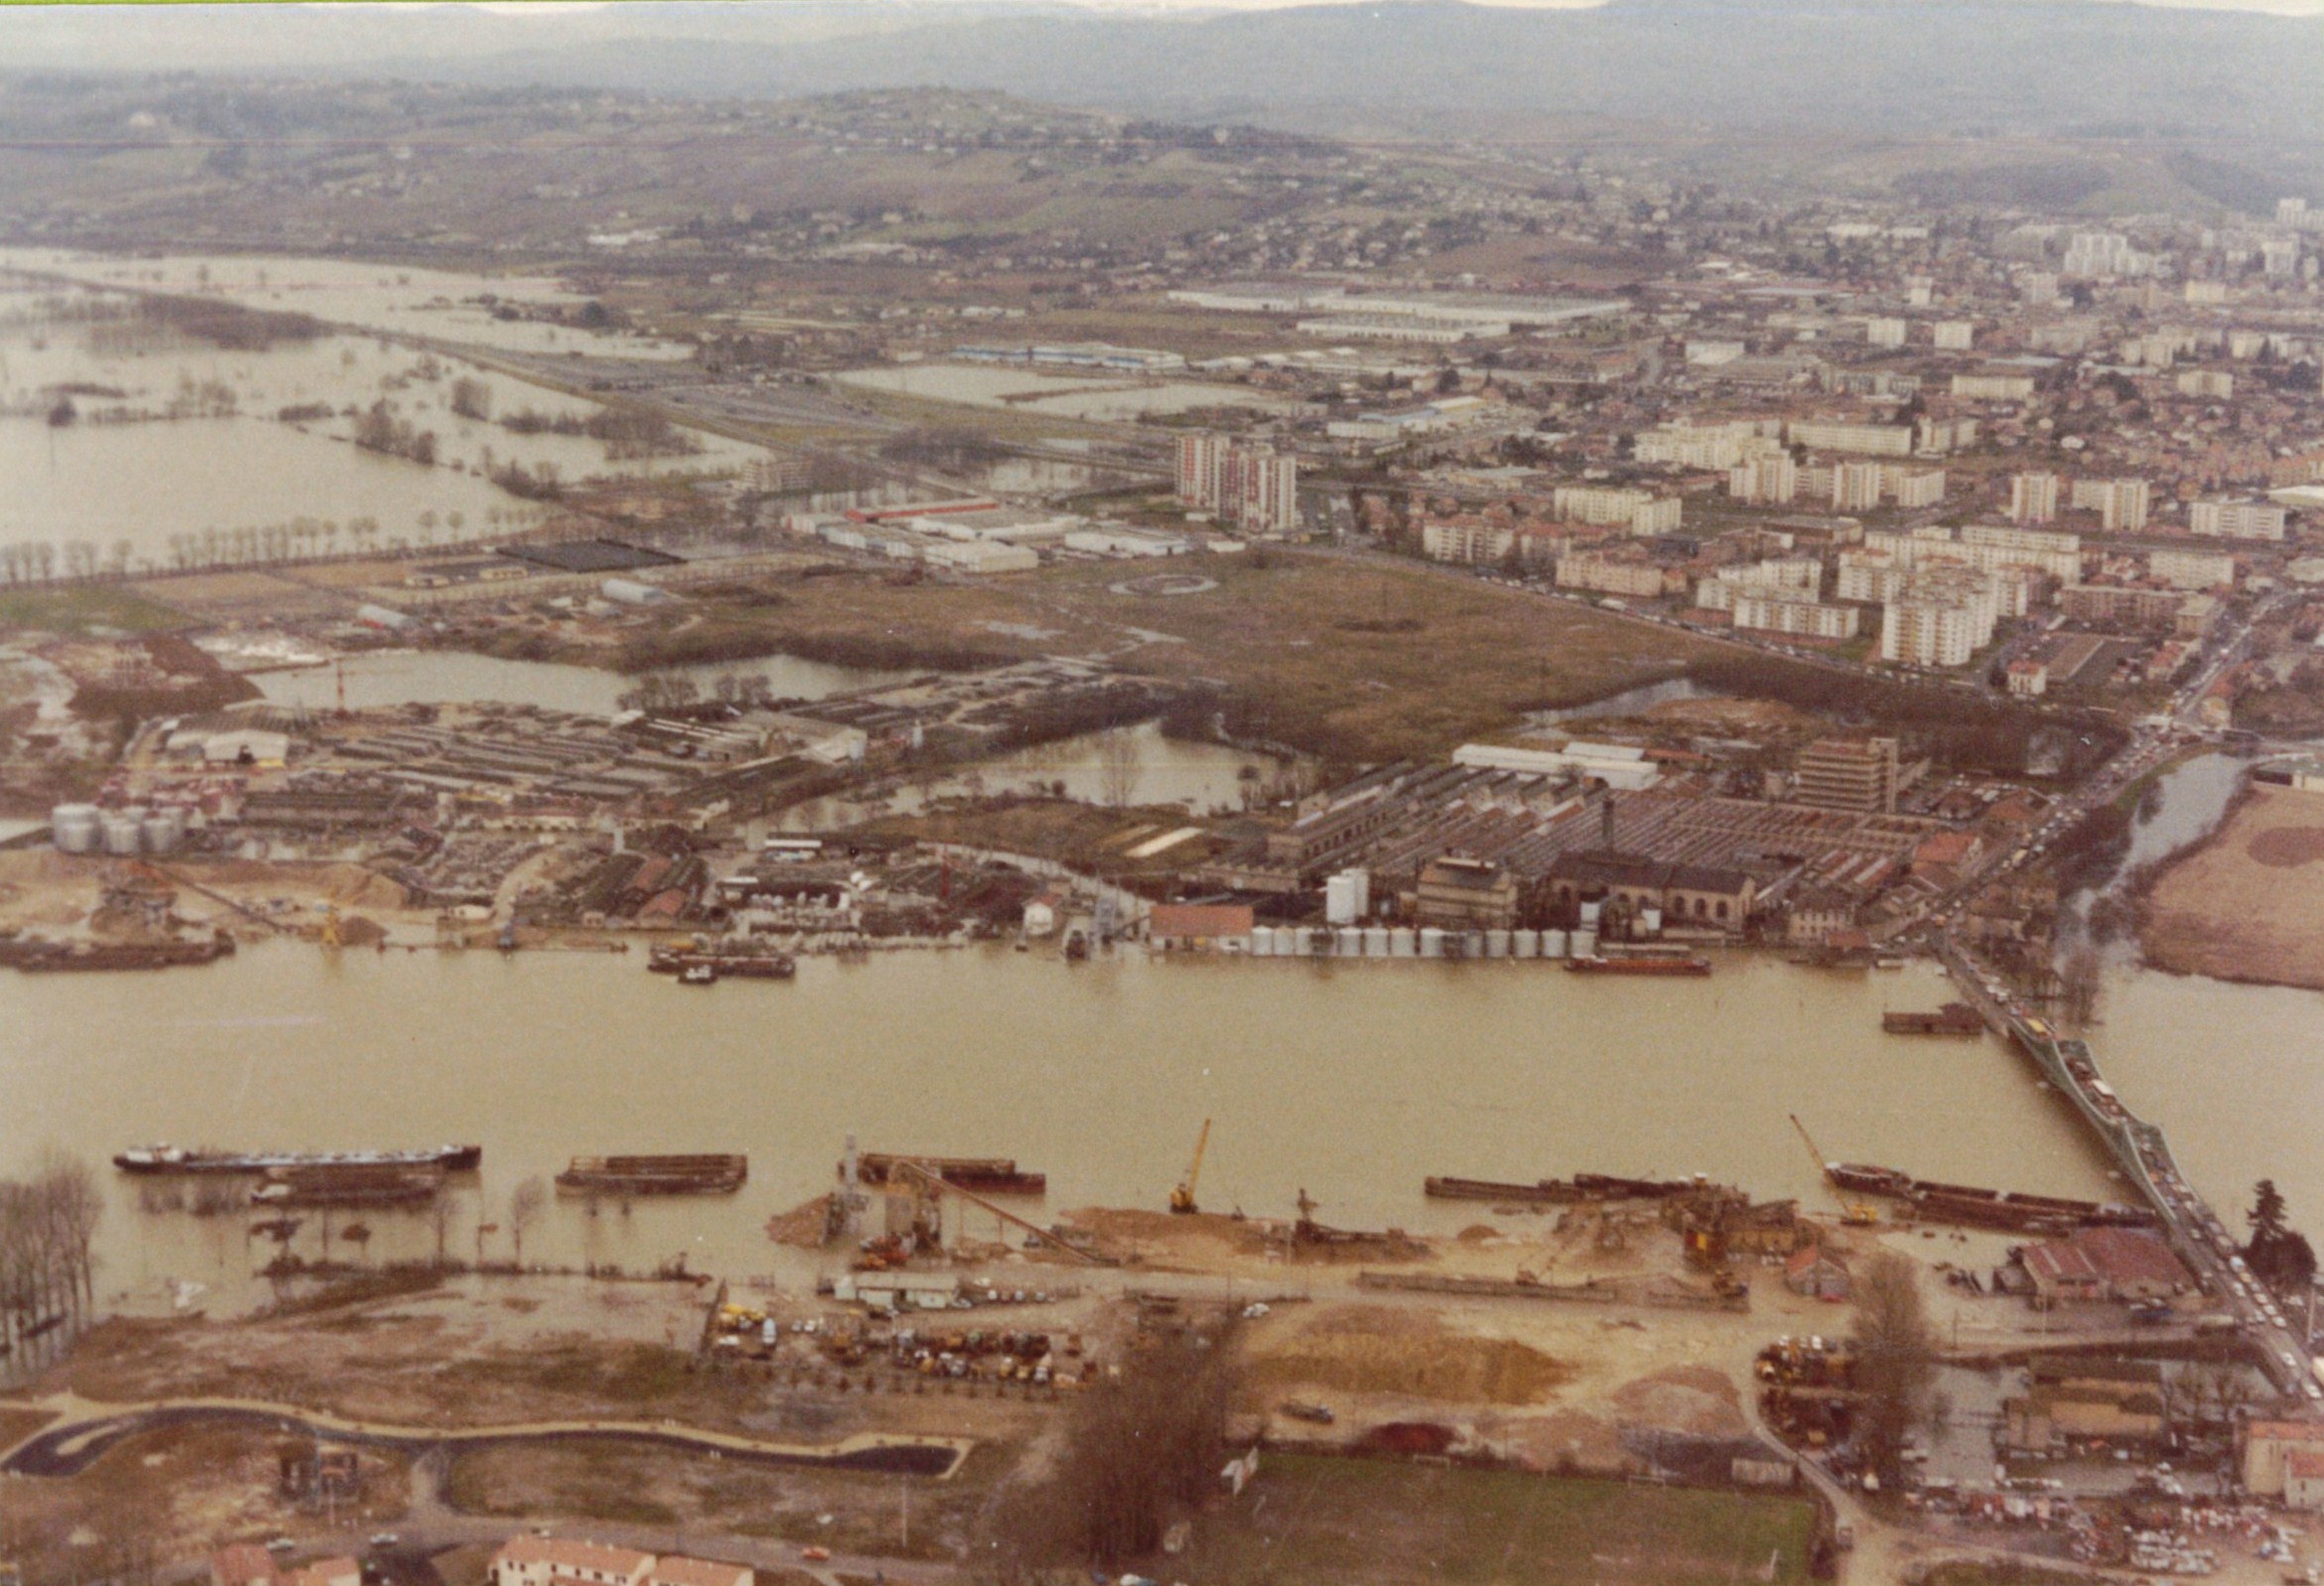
{"left": 1601, "top": 793, "right": 1617, "bottom": 852}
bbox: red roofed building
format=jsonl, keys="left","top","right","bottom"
{"left": 1147, "top": 902, "right": 1255, "bottom": 948}
{"left": 212, "top": 1546, "right": 277, "bottom": 1586}
{"left": 2286, "top": 1448, "right": 2324, "bottom": 1513}
{"left": 2022, "top": 1226, "right": 2192, "bottom": 1305}
{"left": 2244, "top": 1418, "right": 2324, "bottom": 1497}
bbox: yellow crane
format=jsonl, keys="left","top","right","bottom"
{"left": 1790, "top": 1114, "right": 1877, "bottom": 1227}
{"left": 1168, "top": 1118, "right": 1211, "bottom": 1216}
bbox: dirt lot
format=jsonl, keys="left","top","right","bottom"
{"left": 0, "top": 849, "right": 427, "bottom": 942}
{"left": 2, "top": 1419, "right": 409, "bottom": 1586}
{"left": 2140, "top": 784, "right": 2324, "bottom": 989}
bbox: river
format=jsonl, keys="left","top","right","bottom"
{"left": 0, "top": 947, "right": 2123, "bottom": 1319}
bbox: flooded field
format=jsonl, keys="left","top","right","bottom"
{"left": 836, "top": 361, "right": 1310, "bottom": 419}
{"left": 250, "top": 648, "right": 905, "bottom": 716}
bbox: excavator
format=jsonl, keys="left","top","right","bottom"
{"left": 1790, "top": 1114, "right": 1878, "bottom": 1227}
{"left": 1168, "top": 1118, "right": 1211, "bottom": 1216}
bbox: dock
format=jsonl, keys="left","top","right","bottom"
{"left": 1357, "top": 1269, "right": 1749, "bottom": 1313}
{"left": 854, "top": 1153, "right": 1046, "bottom": 1196}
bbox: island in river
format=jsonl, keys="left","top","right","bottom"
{"left": 2139, "top": 781, "right": 2324, "bottom": 990}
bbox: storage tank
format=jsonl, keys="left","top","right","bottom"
{"left": 1323, "top": 873, "right": 1361, "bottom": 926}
{"left": 1543, "top": 928, "right": 1570, "bottom": 959}
{"left": 1363, "top": 926, "right": 1390, "bottom": 957}
{"left": 1249, "top": 925, "right": 1277, "bottom": 957}
{"left": 1579, "top": 900, "right": 1603, "bottom": 928}
{"left": 1640, "top": 906, "right": 1664, "bottom": 937}
{"left": 1388, "top": 928, "right": 1416, "bottom": 959}
{"left": 51, "top": 804, "right": 101, "bottom": 855}
{"left": 1336, "top": 927, "right": 1362, "bottom": 957}
{"left": 1335, "top": 867, "right": 1371, "bottom": 918}
{"left": 1485, "top": 929, "right": 1511, "bottom": 959}
{"left": 1462, "top": 932, "right": 1487, "bottom": 960}
{"left": 1275, "top": 926, "right": 1301, "bottom": 957}
{"left": 101, "top": 812, "right": 144, "bottom": 856}
{"left": 1512, "top": 928, "right": 1540, "bottom": 959}
{"left": 140, "top": 815, "right": 180, "bottom": 855}
{"left": 1419, "top": 927, "right": 1444, "bottom": 959}
{"left": 1572, "top": 928, "right": 1597, "bottom": 958}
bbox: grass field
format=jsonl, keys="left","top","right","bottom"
{"left": 0, "top": 584, "right": 187, "bottom": 636}
{"left": 1180, "top": 1455, "right": 1819, "bottom": 1586}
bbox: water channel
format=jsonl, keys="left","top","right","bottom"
{"left": 250, "top": 648, "right": 906, "bottom": 717}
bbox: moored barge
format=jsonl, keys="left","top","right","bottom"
{"left": 1566, "top": 954, "right": 1712, "bottom": 977}
{"left": 557, "top": 1154, "right": 750, "bottom": 1195}
{"left": 1425, "top": 1172, "right": 1713, "bottom": 1204}
{"left": 647, "top": 946, "right": 795, "bottom": 980}
{"left": 1882, "top": 1002, "right": 1986, "bottom": 1036}
{"left": 853, "top": 1153, "right": 1048, "bottom": 1195}
{"left": 115, "top": 1143, "right": 481, "bottom": 1175}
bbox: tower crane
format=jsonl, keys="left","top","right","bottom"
{"left": 1790, "top": 1114, "right": 1877, "bottom": 1227}
{"left": 1168, "top": 1118, "right": 1211, "bottom": 1216}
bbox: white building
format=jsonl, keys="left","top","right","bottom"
{"left": 2071, "top": 477, "right": 2152, "bottom": 533}
{"left": 1727, "top": 452, "right": 1799, "bottom": 505}
{"left": 2149, "top": 549, "right": 2237, "bottom": 590}
{"left": 1733, "top": 587, "right": 1860, "bottom": 640}
{"left": 1833, "top": 462, "right": 1885, "bottom": 512}
{"left": 2009, "top": 471, "right": 2060, "bottom": 525}
{"left": 1953, "top": 373, "right": 2035, "bottom": 401}
{"left": 1933, "top": 321, "right": 1976, "bottom": 351}
{"left": 1882, "top": 566, "right": 2003, "bottom": 669}
{"left": 2175, "top": 369, "right": 2235, "bottom": 400}
{"left": 1553, "top": 485, "right": 1681, "bottom": 535}
{"left": 1865, "top": 318, "right": 1908, "bottom": 349}
{"left": 2190, "top": 499, "right": 2287, "bottom": 541}
{"left": 491, "top": 1540, "right": 654, "bottom": 1586}
{"left": 1422, "top": 519, "right": 1516, "bottom": 566}
{"left": 1787, "top": 419, "right": 1915, "bottom": 458}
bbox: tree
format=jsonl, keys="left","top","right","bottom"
{"left": 1849, "top": 1252, "right": 1935, "bottom": 1489}
{"left": 1098, "top": 726, "right": 1143, "bottom": 809}
{"left": 508, "top": 1176, "right": 546, "bottom": 1267}
{"left": 429, "top": 1189, "right": 462, "bottom": 1268}
{"left": 2250, "top": 1180, "right": 2289, "bottom": 1250}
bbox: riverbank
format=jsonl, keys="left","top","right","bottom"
{"left": 2137, "top": 783, "right": 2324, "bottom": 990}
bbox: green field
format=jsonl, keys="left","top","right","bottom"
{"left": 1180, "top": 1455, "right": 1820, "bottom": 1586}
{"left": 0, "top": 584, "right": 187, "bottom": 636}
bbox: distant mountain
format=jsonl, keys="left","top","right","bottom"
{"left": 4, "top": 0, "right": 2317, "bottom": 143}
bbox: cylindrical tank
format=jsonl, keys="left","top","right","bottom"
{"left": 1463, "top": 931, "right": 1487, "bottom": 960}
{"left": 52, "top": 803, "right": 101, "bottom": 855}
{"left": 1543, "top": 928, "right": 1570, "bottom": 959}
{"left": 1273, "top": 926, "right": 1299, "bottom": 957}
{"left": 1419, "top": 927, "right": 1444, "bottom": 959}
{"left": 1485, "top": 929, "right": 1511, "bottom": 959}
{"left": 140, "top": 815, "right": 180, "bottom": 855}
{"left": 1249, "top": 925, "right": 1277, "bottom": 957}
{"left": 1579, "top": 900, "right": 1603, "bottom": 928}
{"left": 1513, "top": 928, "right": 1540, "bottom": 959}
{"left": 1388, "top": 928, "right": 1416, "bottom": 959}
{"left": 1364, "top": 926, "right": 1390, "bottom": 957}
{"left": 1324, "top": 874, "right": 1360, "bottom": 926}
{"left": 101, "top": 812, "right": 144, "bottom": 855}
{"left": 1337, "top": 927, "right": 1362, "bottom": 957}
{"left": 1572, "top": 928, "right": 1597, "bottom": 959}
{"left": 1641, "top": 906, "right": 1664, "bottom": 937}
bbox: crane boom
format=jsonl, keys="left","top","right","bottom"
{"left": 1169, "top": 1118, "right": 1211, "bottom": 1216}
{"left": 1788, "top": 1114, "right": 1832, "bottom": 1181}
{"left": 1790, "top": 1114, "right": 1877, "bottom": 1226}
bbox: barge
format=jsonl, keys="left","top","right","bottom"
{"left": 252, "top": 1163, "right": 444, "bottom": 1207}
{"left": 1566, "top": 954, "right": 1711, "bottom": 977}
{"left": 854, "top": 1153, "right": 1048, "bottom": 1196}
{"left": 4, "top": 935, "right": 235, "bottom": 973}
{"left": 647, "top": 946, "right": 795, "bottom": 980}
{"left": 1824, "top": 1161, "right": 2153, "bottom": 1232}
{"left": 557, "top": 1153, "right": 749, "bottom": 1195}
{"left": 1882, "top": 1003, "right": 1985, "bottom": 1036}
{"left": 115, "top": 1143, "right": 481, "bottom": 1175}
{"left": 1425, "top": 1172, "right": 1712, "bottom": 1204}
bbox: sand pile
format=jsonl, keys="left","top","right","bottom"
{"left": 1246, "top": 1305, "right": 1571, "bottom": 1406}
{"left": 1608, "top": 1364, "right": 1747, "bottom": 1436}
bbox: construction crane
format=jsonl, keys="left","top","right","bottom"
{"left": 1169, "top": 1118, "right": 1211, "bottom": 1216}
{"left": 1790, "top": 1114, "right": 1877, "bottom": 1227}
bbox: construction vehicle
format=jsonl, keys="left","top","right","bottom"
{"left": 1168, "top": 1118, "right": 1211, "bottom": 1216}
{"left": 1790, "top": 1115, "right": 1878, "bottom": 1227}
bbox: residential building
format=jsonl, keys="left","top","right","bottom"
{"left": 1787, "top": 419, "right": 1915, "bottom": 457}
{"left": 1727, "top": 451, "right": 1799, "bottom": 505}
{"left": 1864, "top": 317, "right": 1908, "bottom": 348}
{"left": 1634, "top": 420, "right": 1783, "bottom": 469}
{"left": 1793, "top": 737, "right": 1899, "bottom": 815}
{"left": 2005, "top": 658, "right": 2048, "bottom": 697}
{"left": 2175, "top": 368, "right": 2235, "bottom": 400}
{"left": 2009, "top": 472, "right": 2060, "bottom": 524}
{"left": 1553, "top": 485, "right": 1681, "bottom": 535}
{"left": 491, "top": 1539, "right": 656, "bottom": 1586}
{"left": 1832, "top": 461, "right": 1885, "bottom": 512}
{"left": 1952, "top": 373, "right": 2034, "bottom": 401}
{"left": 2071, "top": 477, "right": 2151, "bottom": 533}
{"left": 1932, "top": 320, "right": 1976, "bottom": 351}
{"left": 1176, "top": 435, "right": 1299, "bottom": 534}
{"left": 2189, "top": 499, "right": 2287, "bottom": 541}
{"left": 1836, "top": 549, "right": 1908, "bottom": 603}
{"left": 1422, "top": 517, "right": 1516, "bottom": 566}
{"left": 1555, "top": 553, "right": 1673, "bottom": 599}
{"left": 1882, "top": 566, "right": 2004, "bottom": 667}
{"left": 1960, "top": 522, "right": 2083, "bottom": 582}
{"left": 2149, "top": 549, "right": 2237, "bottom": 590}
{"left": 1174, "top": 433, "right": 1227, "bottom": 510}
{"left": 2060, "top": 584, "right": 2192, "bottom": 630}
{"left": 1732, "top": 587, "right": 1859, "bottom": 640}
{"left": 1887, "top": 466, "right": 1947, "bottom": 508}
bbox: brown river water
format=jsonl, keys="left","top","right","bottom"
{"left": 5, "top": 946, "right": 2164, "bottom": 1317}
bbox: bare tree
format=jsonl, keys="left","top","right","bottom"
{"left": 1850, "top": 1252, "right": 1936, "bottom": 1488}
{"left": 429, "top": 1189, "right": 463, "bottom": 1268}
{"left": 1097, "top": 726, "right": 1143, "bottom": 810}
{"left": 508, "top": 1177, "right": 547, "bottom": 1268}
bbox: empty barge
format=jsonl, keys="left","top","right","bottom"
{"left": 1426, "top": 1172, "right": 1713, "bottom": 1204}
{"left": 1825, "top": 1162, "right": 2153, "bottom": 1233}
{"left": 853, "top": 1153, "right": 1047, "bottom": 1195}
{"left": 647, "top": 946, "right": 796, "bottom": 980}
{"left": 557, "top": 1154, "right": 750, "bottom": 1195}
{"left": 1566, "top": 954, "right": 1711, "bottom": 977}
{"left": 251, "top": 1163, "right": 445, "bottom": 1207}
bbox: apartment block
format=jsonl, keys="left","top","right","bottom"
{"left": 1953, "top": 373, "right": 2035, "bottom": 401}
{"left": 1727, "top": 451, "right": 1800, "bottom": 505}
{"left": 2189, "top": 499, "right": 2287, "bottom": 541}
{"left": 2071, "top": 477, "right": 2151, "bottom": 533}
{"left": 2175, "top": 369, "right": 2236, "bottom": 400}
{"left": 1787, "top": 419, "right": 1915, "bottom": 457}
{"left": 1933, "top": 321, "right": 1977, "bottom": 351}
{"left": 1422, "top": 518, "right": 1516, "bottom": 566}
{"left": 2009, "top": 471, "right": 2060, "bottom": 525}
{"left": 1882, "top": 565, "right": 2003, "bottom": 668}
{"left": 1733, "top": 587, "right": 1860, "bottom": 640}
{"left": 2149, "top": 549, "right": 2237, "bottom": 590}
{"left": 1176, "top": 434, "right": 1299, "bottom": 534}
{"left": 1555, "top": 553, "right": 1673, "bottom": 599}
